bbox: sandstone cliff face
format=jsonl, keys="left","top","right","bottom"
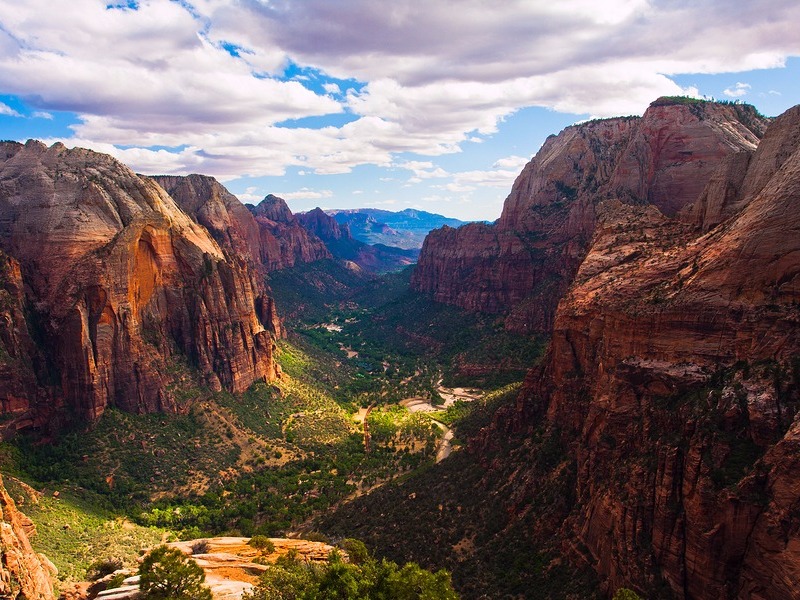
{"left": 0, "top": 141, "right": 279, "bottom": 426}
{"left": 506, "top": 105, "right": 800, "bottom": 599}
{"left": 152, "top": 177, "right": 330, "bottom": 274}
{"left": 0, "top": 250, "right": 55, "bottom": 435}
{"left": 0, "top": 475, "right": 55, "bottom": 599}
{"left": 412, "top": 100, "right": 769, "bottom": 333}
{"left": 248, "top": 196, "right": 332, "bottom": 271}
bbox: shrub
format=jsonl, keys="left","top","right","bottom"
{"left": 86, "top": 557, "right": 123, "bottom": 581}
{"left": 613, "top": 589, "right": 643, "bottom": 600}
{"left": 138, "top": 546, "right": 213, "bottom": 600}
{"left": 248, "top": 535, "right": 276, "bottom": 554}
{"left": 191, "top": 539, "right": 211, "bottom": 555}
{"left": 337, "top": 538, "right": 369, "bottom": 565}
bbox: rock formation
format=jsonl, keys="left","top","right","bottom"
{"left": 151, "top": 178, "right": 330, "bottom": 274}
{"left": 411, "top": 99, "right": 770, "bottom": 333}
{"left": 297, "top": 207, "right": 418, "bottom": 273}
{"left": 500, "top": 104, "right": 800, "bottom": 598}
{"left": 0, "top": 474, "right": 55, "bottom": 599}
{"left": 0, "top": 141, "right": 280, "bottom": 427}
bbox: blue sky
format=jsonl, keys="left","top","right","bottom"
{"left": 1, "top": 1, "right": 798, "bottom": 221}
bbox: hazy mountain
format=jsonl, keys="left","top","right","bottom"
{"left": 327, "top": 208, "right": 468, "bottom": 249}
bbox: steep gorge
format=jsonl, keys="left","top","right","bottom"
{"left": 320, "top": 102, "right": 800, "bottom": 600}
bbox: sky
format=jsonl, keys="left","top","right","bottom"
{"left": 0, "top": 1, "right": 799, "bottom": 221}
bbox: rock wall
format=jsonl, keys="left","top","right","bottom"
{"left": 412, "top": 99, "right": 769, "bottom": 333}
{"left": 0, "top": 474, "right": 55, "bottom": 599}
{"left": 502, "top": 105, "right": 800, "bottom": 598}
{"left": 0, "top": 141, "right": 280, "bottom": 427}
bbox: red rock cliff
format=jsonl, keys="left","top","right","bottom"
{"left": 505, "top": 105, "right": 800, "bottom": 599}
{"left": 0, "top": 475, "right": 55, "bottom": 599}
{"left": 0, "top": 141, "right": 280, "bottom": 426}
{"left": 152, "top": 178, "right": 330, "bottom": 273}
{"left": 412, "top": 99, "right": 768, "bottom": 333}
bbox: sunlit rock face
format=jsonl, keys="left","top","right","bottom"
{"left": 0, "top": 474, "right": 55, "bottom": 599}
{"left": 0, "top": 141, "right": 280, "bottom": 428}
{"left": 412, "top": 99, "right": 769, "bottom": 334}
{"left": 153, "top": 178, "right": 330, "bottom": 274}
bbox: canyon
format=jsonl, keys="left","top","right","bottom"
{"left": 0, "top": 98, "right": 797, "bottom": 600}
{"left": 320, "top": 100, "right": 800, "bottom": 600}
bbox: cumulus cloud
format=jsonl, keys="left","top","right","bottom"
{"left": 0, "top": 102, "right": 21, "bottom": 117}
{"left": 274, "top": 188, "right": 334, "bottom": 200}
{"left": 724, "top": 82, "right": 752, "bottom": 97}
{"left": 492, "top": 155, "right": 530, "bottom": 170}
{"left": 1, "top": 0, "right": 799, "bottom": 182}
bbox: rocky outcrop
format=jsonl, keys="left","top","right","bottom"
{"left": 0, "top": 141, "right": 280, "bottom": 426}
{"left": 152, "top": 178, "right": 330, "bottom": 274}
{"left": 64, "top": 538, "right": 340, "bottom": 600}
{"left": 0, "top": 474, "right": 55, "bottom": 599}
{"left": 248, "top": 196, "right": 331, "bottom": 271}
{"left": 412, "top": 99, "right": 769, "bottom": 333}
{"left": 504, "top": 105, "right": 800, "bottom": 598}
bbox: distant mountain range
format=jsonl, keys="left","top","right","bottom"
{"left": 325, "top": 208, "right": 469, "bottom": 249}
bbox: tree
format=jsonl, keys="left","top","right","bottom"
{"left": 243, "top": 546, "right": 460, "bottom": 600}
{"left": 249, "top": 535, "right": 277, "bottom": 554}
{"left": 138, "top": 545, "right": 213, "bottom": 600}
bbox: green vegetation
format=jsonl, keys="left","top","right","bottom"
{"left": 613, "top": 589, "right": 643, "bottom": 600}
{"left": 139, "top": 545, "right": 213, "bottom": 600}
{"left": 0, "top": 261, "right": 549, "bottom": 597}
{"left": 0, "top": 475, "right": 165, "bottom": 584}
{"left": 316, "top": 384, "right": 599, "bottom": 599}
{"left": 243, "top": 548, "right": 458, "bottom": 600}
{"left": 249, "top": 535, "right": 276, "bottom": 554}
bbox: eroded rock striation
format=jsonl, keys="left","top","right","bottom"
{"left": 0, "top": 474, "right": 55, "bottom": 599}
{"left": 0, "top": 141, "right": 280, "bottom": 427}
{"left": 412, "top": 99, "right": 769, "bottom": 333}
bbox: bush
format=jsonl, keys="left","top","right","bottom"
{"left": 337, "top": 538, "right": 369, "bottom": 565}
{"left": 243, "top": 549, "right": 459, "bottom": 600}
{"left": 191, "top": 539, "right": 211, "bottom": 555}
{"left": 248, "top": 535, "right": 276, "bottom": 554}
{"left": 613, "top": 589, "right": 643, "bottom": 600}
{"left": 86, "top": 557, "right": 123, "bottom": 581}
{"left": 138, "top": 546, "right": 213, "bottom": 600}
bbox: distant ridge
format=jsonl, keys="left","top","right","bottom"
{"left": 324, "top": 208, "right": 468, "bottom": 249}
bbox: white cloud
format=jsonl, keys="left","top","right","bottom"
{"left": 723, "top": 82, "right": 751, "bottom": 97}
{"left": 32, "top": 111, "right": 53, "bottom": 119}
{"left": 492, "top": 155, "right": 529, "bottom": 170}
{"left": 395, "top": 160, "right": 449, "bottom": 180}
{"left": 275, "top": 188, "right": 334, "bottom": 201}
{"left": 0, "top": 102, "right": 21, "bottom": 117}
{"left": 2, "top": 0, "right": 799, "bottom": 185}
